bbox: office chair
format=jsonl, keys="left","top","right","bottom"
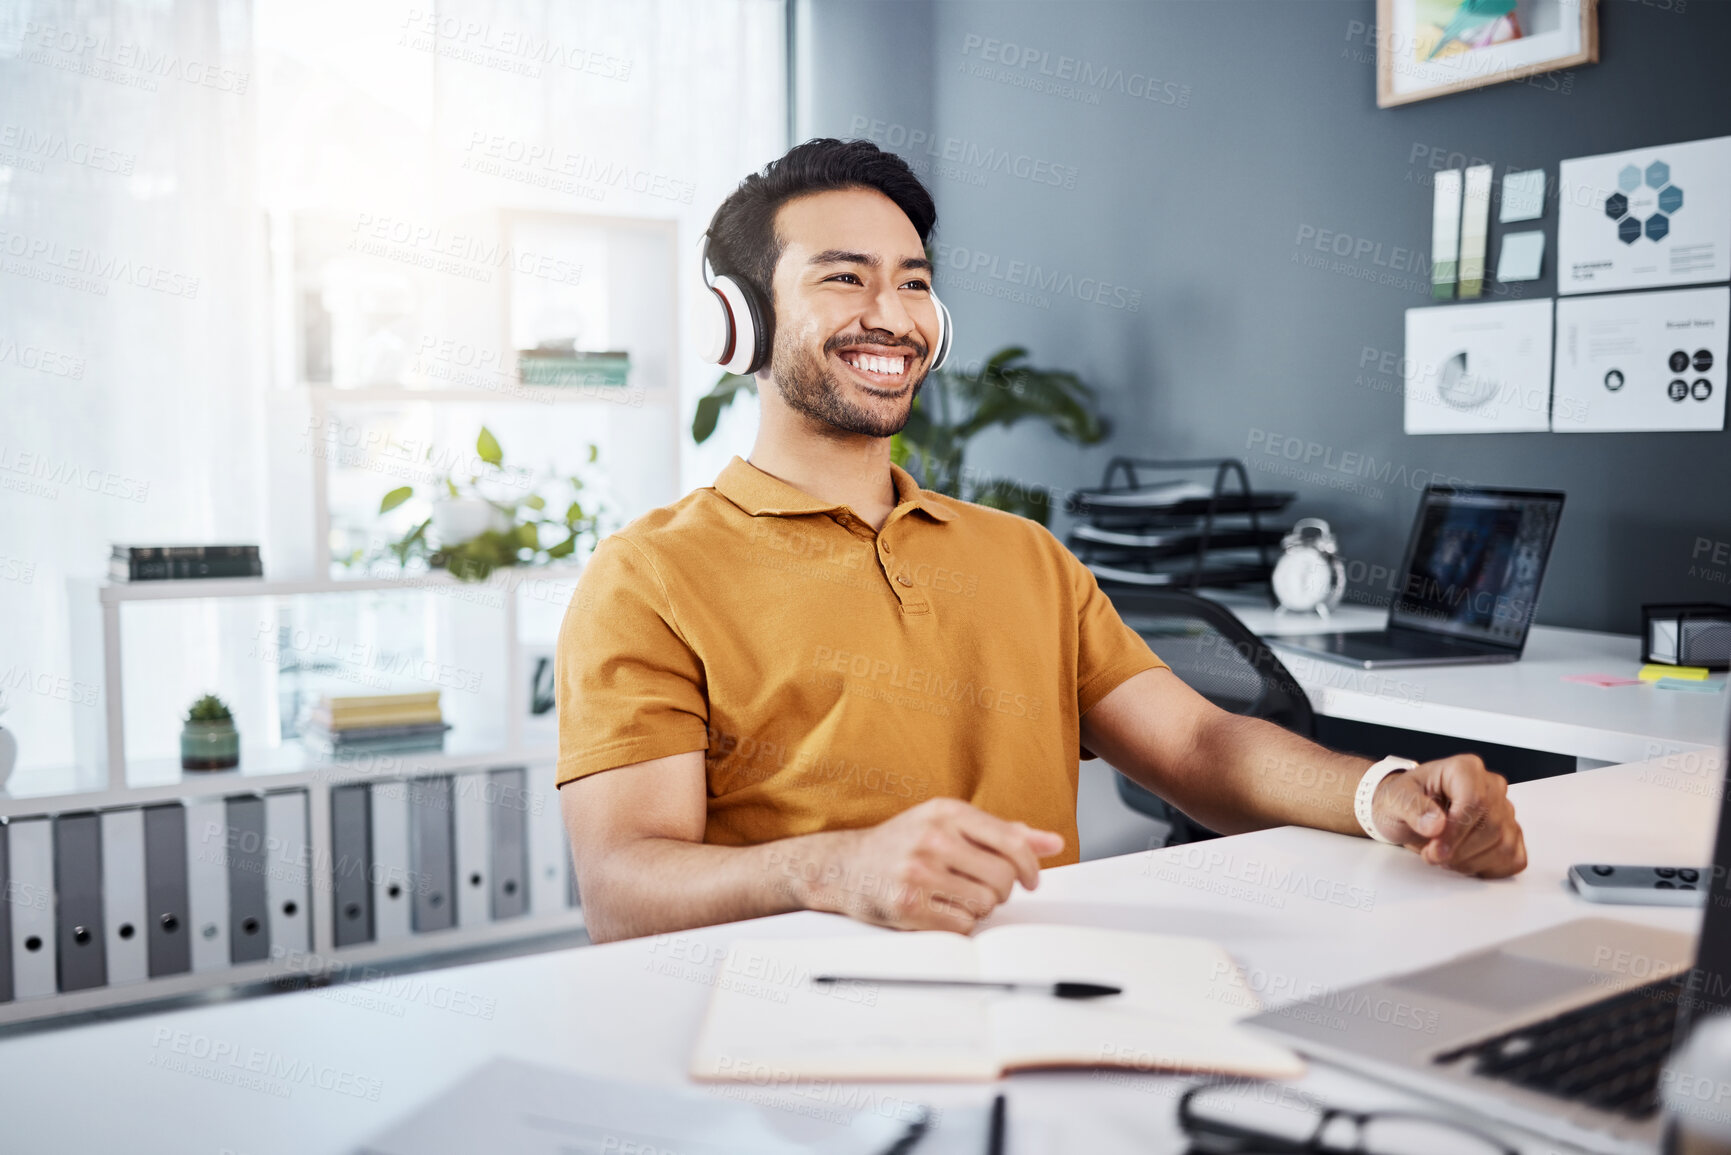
{"left": 1104, "top": 590, "right": 1315, "bottom": 846}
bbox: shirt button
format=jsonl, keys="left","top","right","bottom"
{"left": 896, "top": 574, "right": 913, "bottom": 587}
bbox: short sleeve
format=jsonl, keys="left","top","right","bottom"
{"left": 1060, "top": 537, "right": 1168, "bottom": 717}
{"left": 555, "top": 535, "right": 710, "bottom": 786}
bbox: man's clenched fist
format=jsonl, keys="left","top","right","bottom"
{"left": 1371, "top": 754, "right": 1527, "bottom": 877}
{"left": 793, "top": 797, "right": 1064, "bottom": 933}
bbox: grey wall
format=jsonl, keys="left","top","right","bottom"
{"left": 798, "top": 0, "right": 1731, "bottom": 634}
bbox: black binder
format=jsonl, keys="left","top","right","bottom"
{"left": 0, "top": 820, "right": 12, "bottom": 1002}
{"left": 52, "top": 812, "right": 107, "bottom": 991}
{"left": 330, "top": 785, "right": 374, "bottom": 947}
{"left": 226, "top": 795, "right": 270, "bottom": 963}
{"left": 142, "top": 804, "right": 191, "bottom": 977}
{"left": 408, "top": 776, "right": 455, "bottom": 932}
{"left": 489, "top": 768, "right": 529, "bottom": 920}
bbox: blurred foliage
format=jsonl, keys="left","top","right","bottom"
{"left": 689, "top": 346, "right": 1106, "bottom": 525}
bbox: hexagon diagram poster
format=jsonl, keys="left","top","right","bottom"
{"left": 1559, "top": 135, "right": 1731, "bottom": 295}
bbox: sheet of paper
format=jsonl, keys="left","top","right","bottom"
{"left": 1500, "top": 169, "right": 1547, "bottom": 223}
{"left": 1432, "top": 169, "right": 1463, "bottom": 301}
{"left": 1497, "top": 231, "right": 1546, "bottom": 282}
{"left": 1404, "top": 298, "right": 1555, "bottom": 434}
{"left": 358, "top": 1056, "right": 915, "bottom": 1155}
{"left": 1552, "top": 286, "right": 1729, "bottom": 432}
{"left": 1460, "top": 165, "right": 1493, "bottom": 297}
{"left": 1559, "top": 135, "right": 1731, "bottom": 294}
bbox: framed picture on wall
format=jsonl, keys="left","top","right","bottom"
{"left": 1376, "top": 0, "right": 1598, "bottom": 107}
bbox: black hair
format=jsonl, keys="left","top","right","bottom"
{"left": 704, "top": 137, "right": 937, "bottom": 305}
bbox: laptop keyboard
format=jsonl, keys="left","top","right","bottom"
{"left": 1433, "top": 977, "right": 1681, "bottom": 1119}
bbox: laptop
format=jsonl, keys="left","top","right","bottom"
{"left": 1245, "top": 712, "right": 1731, "bottom": 1155}
{"left": 1272, "top": 485, "right": 1565, "bottom": 669}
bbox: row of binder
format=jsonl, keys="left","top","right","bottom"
{"left": 327, "top": 767, "right": 577, "bottom": 949}
{"left": 2, "top": 790, "right": 312, "bottom": 1001}
{"left": 2, "top": 768, "right": 578, "bottom": 1003}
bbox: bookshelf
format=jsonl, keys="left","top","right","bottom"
{"left": 0, "top": 209, "right": 680, "bottom": 1024}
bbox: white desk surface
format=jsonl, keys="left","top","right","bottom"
{"left": 2, "top": 759, "right": 1720, "bottom": 1154}
{"left": 1207, "top": 593, "right": 1730, "bottom": 766}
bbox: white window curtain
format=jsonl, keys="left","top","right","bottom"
{"left": 0, "top": 0, "right": 785, "bottom": 775}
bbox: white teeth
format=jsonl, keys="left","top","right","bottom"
{"left": 841, "top": 351, "right": 905, "bottom": 377}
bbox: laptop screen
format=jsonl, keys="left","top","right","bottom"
{"left": 1387, "top": 486, "right": 1565, "bottom": 649}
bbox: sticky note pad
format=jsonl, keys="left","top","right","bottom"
{"left": 1497, "top": 231, "right": 1545, "bottom": 282}
{"left": 1640, "top": 663, "right": 1710, "bottom": 682}
{"left": 1500, "top": 169, "right": 1546, "bottom": 222}
{"left": 1656, "top": 679, "right": 1725, "bottom": 693}
{"left": 1562, "top": 673, "right": 1643, "bottom": 688}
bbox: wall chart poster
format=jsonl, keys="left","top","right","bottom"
{"left": 1558, "top": 135, "right": 1731, "bottom": 295}
{"left": 1404, "top": 298, "right": 1555, "bottom": 435}
{"left": 1553, "top": 286, "right": 1728, "bottom": 433}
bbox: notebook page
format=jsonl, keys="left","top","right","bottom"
{"left": 689, "top": 933, "right": 999, "bottom": 1082}
{"left": 971, "top": 925, "right": 1303, "bottom": 1078}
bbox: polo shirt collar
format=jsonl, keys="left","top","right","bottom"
{"left": 714, "top": 456, "right": 955, "bottom": 523}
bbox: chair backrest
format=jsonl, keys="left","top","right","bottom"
{"left": 1104, "top": 590, "right": 1315, "bottom": 843}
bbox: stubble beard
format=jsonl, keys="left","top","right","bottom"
{"left": 770, "top": 330, "right": 928, "bottom": 439}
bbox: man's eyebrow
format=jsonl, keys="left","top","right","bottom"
{"left": 808, "top": 249, "right": 933, "bottom": 274}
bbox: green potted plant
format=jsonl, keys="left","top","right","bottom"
{"left": 358, "top": 426, "right": 609, "bottom": 582}
{"left": 181, "top": 693, "right": 240, "bottom": 771}
{"left": 691, "top": 345, "right": 1107, "bottom": 525}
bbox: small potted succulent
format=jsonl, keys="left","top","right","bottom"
{"left": 181, "top": 693, "right": 240, "bottom": 771}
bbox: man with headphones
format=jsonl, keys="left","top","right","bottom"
{"left": 557, "top": 138, "right": 1526, "bottom": 943}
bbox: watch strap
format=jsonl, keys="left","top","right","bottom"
{"left": 1356, "top": 756, "right": 1419, "bottom": 844}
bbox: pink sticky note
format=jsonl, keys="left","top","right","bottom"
{"left": 1562, "top": 673, "right": 1643, "bottom": 688}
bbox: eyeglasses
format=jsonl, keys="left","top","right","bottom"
{"left": 1178, "top": 1081, "right": 1519, "bottom": 1155}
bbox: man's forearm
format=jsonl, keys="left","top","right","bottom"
{"left": 581, "top": 831, "right": 824, "bottom": 942}
{"left": 581, "top": 827, "right": 893, "bottom": 942}
{"left": 1179, "top": 712, "right": 1373, "bottom": 836}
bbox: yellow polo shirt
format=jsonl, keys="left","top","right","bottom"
{"left": 555, "top": 456, "right": 1166, "bottom": 867}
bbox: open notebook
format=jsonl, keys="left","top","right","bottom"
{"left": 690, "top": 924, "right": 1304, "bottom": 1083}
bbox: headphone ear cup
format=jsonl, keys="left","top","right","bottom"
{"left": 712, "top": 276, "right": 767, "bottom": 375}
{"left": 929, "top": 293, "right": 953, "bottom": 373}
{"left": 698, "top": 283, "right": 736, "bottom": 367}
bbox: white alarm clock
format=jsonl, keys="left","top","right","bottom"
{"left": 1271, "top": 518, "right": 1346, "bottom": 615}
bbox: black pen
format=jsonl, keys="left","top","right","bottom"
{"left": 810, "top": 975, "right": 1122, "bottom": 999}
{"left": 987, "top": 1092, "right": 1005, "bottom": 1155}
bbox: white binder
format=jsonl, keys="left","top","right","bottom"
{"left": 370, "top": 780, "right": 412, "bottom": 943}
{"left": 100, "top": 808, "right": 148, "bottom": 986}
{"left": 184, "top": 798, "right": 231, "bottom": 972}
{"left": 529, "top": 769, "right": 573, "bottom": 918}
{"left": 8, "top": 818, "right": 57, "bottom": 999}
{"left": 452, "top": 771, "right": 491, "bottom": 928}
{"left": 264, "top": 791, "right": 310, "bottom": 955}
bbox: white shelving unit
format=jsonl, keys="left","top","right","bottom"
{"left": 1, "top": 209, "right": 681, "bottom": 1025}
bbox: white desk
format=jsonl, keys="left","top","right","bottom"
{"left": 0, "top": 759, "right": 1717, "bottom": 1154}
{"left": 1210, "top": 593, "right": 1729, "bottom": 768}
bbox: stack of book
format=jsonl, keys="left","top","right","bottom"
{"left": 517, "top": 344, "right": 630, "bottom": 388}
{"left": 302, "top": 691, "right": 450, "bottom": 757}
{"left": 110, "top": 544, "right": 263, "bottom": 582}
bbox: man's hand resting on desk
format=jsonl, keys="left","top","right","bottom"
{"left": 1369, "top": 754, "right": 1527, "bottom": 878}
{"left": 794, "top": 798, "right": 1065, "bottom": 934}
{"left": 1080, "top": 667, "right": 1528, "bottom": 882}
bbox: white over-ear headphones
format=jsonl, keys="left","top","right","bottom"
{"left": 696, "top": 235, "right": 952, "bottom": 377}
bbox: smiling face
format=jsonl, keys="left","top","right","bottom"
{"left": 763, "top": 186, "right": 940, "bottom": 439}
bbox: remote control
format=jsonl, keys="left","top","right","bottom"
{"left": 1567, "top": 864, "right": 1709, "bottom": 907}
